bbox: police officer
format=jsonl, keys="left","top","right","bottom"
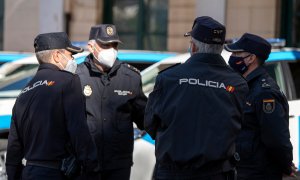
{"left": 225, "top": 33, "right": 296, "bottom": 180}
{"left": 76, "top": 24, "right": 147, "bottom": 180}
{"left": 6, "top": 32, "right": 99, "bottom": 180}
{"left": 144, "top": 16, "right": 249, "bottom": 180}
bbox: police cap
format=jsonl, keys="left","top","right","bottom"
{"left": 89, "top": 24, "right": 122, "bottom": 44}
{"left": 34, "top": 32, "right": 83, "bottom": 54}
{"left": 225, "top": 33, "right": 271, "bottom": 61}
{"left": 184, "top": 16, "right": 226, "bottom": 44}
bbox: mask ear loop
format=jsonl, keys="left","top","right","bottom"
{"left": 243, "top": 54, "right": 253, "bottom": 66}
{"left": 92, "top": 46, "right": 100, "bottom": 61}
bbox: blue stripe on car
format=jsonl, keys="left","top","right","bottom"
{"left": 0, "top": 54, "right": 31, "bottom": 62}
{"left": 0, "top": 115, "right": 11, "bottom": 129}
{"left": 267, "top": 51, "right": 300, "bottom": 62}
{"left": 142, "top": 133, "right": 155, "bottom": 145}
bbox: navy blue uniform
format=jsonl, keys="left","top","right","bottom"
{"left": 145, "top": 53, "right": 249, "bottom": 179}
{"left": 6, "top": 64, "right": 99, "bottom": 180}
{"left": 236, "top": 66, "right": 293, "bottom": 180}
{"left": 76, "top": 55, "right": 147, "bottom": 176}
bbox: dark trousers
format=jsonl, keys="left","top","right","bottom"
{"left": 22, "top": 165, "right": 66, "bottom": 180}
{"left": 77, "top": 167, "right": 131, "bottom": 180}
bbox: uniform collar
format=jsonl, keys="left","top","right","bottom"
{"left": 38, "top": 63, "right": 60, "bottom": 71}
{"left": 245, "top": 66, "right": 266, "bottom": 83}
{"left": 84, "top": 54, "right": 122, "bottom": 76}
{"left": 187, "top": 53, "right": 227, "bottom": 66}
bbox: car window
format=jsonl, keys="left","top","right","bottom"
{"left": 288, "top": 61, "right": 300, "bottom": 99}
{"left": 264, "top": 63, "right": 286, "bottom": 94}
{"left": 142, "top": 63, "right": 175, "bottom": 95}
{"left": 6, "top": 64, "right": 38, "bottom": 76}
{"left": 0, "top": 76, "right": 32, "bottom": 91}
{"left": 0, "top": 67, "right": 37, "bottom": 98}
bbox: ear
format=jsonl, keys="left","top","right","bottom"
{"left": 191, "top": 42, "right": 198, "bottom": 52}
{"left": 248, "top": 54, "right": 256, "bottom": 64}
{"left": 87, "top": 42, "right": 94, "bottom": 53}
{"left": 52, "top": 51, "right": 61, "bottom": 63}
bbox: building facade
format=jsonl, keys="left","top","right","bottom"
{"left": 0, "top": 0, "right": 296, "bottom": 52}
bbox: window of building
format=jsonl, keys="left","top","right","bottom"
{"left": 104, "top": 0, "right": 168, "bottom": 50}
{"left": 281, "top": 0, "right": 300, "bottom": 47}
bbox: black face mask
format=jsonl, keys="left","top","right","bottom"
{"left": 228, "top": 55, "right": 251, "bottom": 74}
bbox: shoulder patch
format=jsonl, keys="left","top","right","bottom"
{"left": 261, "top": 78, "right": 271, "bottom": 89}
{"left": 158, "top": 63, "right": 181, "bottom": 74}
{"left": 263, "top": 99, "right": 275, "bottom": 113}
{"left": 124, "top": 64, "right": 140, "bottom": 74}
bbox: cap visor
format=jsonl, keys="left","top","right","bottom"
{"left": 96, "top": 39, "right": 123, "bottom": 44}
{"left": 184, "top": 32, "right": 191, "bottom": 37}
{"left": 66, "top": 45, "right": 84, "bottom": 54}
{"left": 224, "top": 44, "right": 244, "bottom": 52}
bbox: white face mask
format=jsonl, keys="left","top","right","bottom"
{"left": 59, "top": 53, "right": 77, "bottom": 74}
{"left": 94, "top": 47, "right": 117, "bottom": 68}
{"left": 64, "top": 60, "right": 77, "bottom": 74}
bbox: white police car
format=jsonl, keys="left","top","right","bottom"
{"left": 0, "top": 50, "right": 176, "bottom": 180}
{"left": 140, "top": 47, "right": 300, "bottom": 177}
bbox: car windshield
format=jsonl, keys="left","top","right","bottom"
{"left": 0, "top": 67, "right": 37, "bottom": 98}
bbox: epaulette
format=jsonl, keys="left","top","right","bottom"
{"left": 261, "top": 78, "right": 271, "bottom": 89}
{"left": 124, "top": 64, "right": 140, "bottom": 74}
{"left": 158, "top": 63, "right": 181, "bottom": 74}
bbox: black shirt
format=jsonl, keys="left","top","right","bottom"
{"left": 76, "top": 55, "right": 147, "bottom": 170}
{"left": 6, "top": 63, "right": 98, "bottom": 179}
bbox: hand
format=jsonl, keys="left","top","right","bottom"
{"left": 283, "top": 163, "right": 297, "bottom": 177}
{"left": 290, "top": 163, "right": 298, "bottom": 177}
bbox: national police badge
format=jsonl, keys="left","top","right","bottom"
{"left": 263, "top": 99, "right": 275, "bottom": 113}
{"left": 83, "top": 85, "right": 92, "bottom": 97}
{"left": 106, "top": 27, "right": 114, "bottom": 36}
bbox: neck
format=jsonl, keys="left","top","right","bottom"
{"left": 243, "top": 63, "right": 259, "bottom": 78}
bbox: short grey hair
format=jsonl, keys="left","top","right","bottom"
{"left": 35, "top": 50, "right": 55, "bottom": 64}
{"left": 35, "top": 49, "right": 66, "bottom": 64}
{"left": 191, "top": 37, "right": 223, "bottom": 54}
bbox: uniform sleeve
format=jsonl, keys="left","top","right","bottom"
{"left": 63, "top": 75, "right": 99, "bottom": 173}
{"left": 6, "top": 105, "right": 24, "bottom": 180}
{"left": 144, "top": 75, "right": 163, "bottom": 139}
{"left": 234, "top": 82, "right": 249, "bottom": 122}
{"left": 255, "top": 91, "right": 293, "bottom": 174}
{"left": 131, "top": 78, "right": 147, "bottom": 130}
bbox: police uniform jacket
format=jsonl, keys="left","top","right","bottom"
{"left": 236, "top": 66, "right": 293, "bottom": 179}
{"left": 145, "top": 53, "right": 249, "bottom": 175}
{"left": 76, "top": 55, "right": 147, "bottom": 170}
{"left": 6, "top": 63, "right": 99, "bottom": 179}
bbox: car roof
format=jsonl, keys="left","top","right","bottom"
{"left": 267, "top": 48, "right": 300, "bottom": 62}
{"left": 141, "top": 48, "right": 300, "bottom": 75}
{"left": 141, "top": 50, "right": 232, "bottom": 76}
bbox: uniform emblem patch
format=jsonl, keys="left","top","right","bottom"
{"left": 114, "top": 90, "right": 133, "bottom": 96}
{"left": 83, "top": 85, "right": 92, "bottom": 97}
{"left": 106, "top": 27, "right": 114, "bottom": 36}
{"left": 263, "top": 99, "right": 275, "bottom": 113}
